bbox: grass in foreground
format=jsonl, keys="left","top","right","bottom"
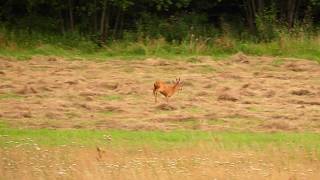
{"left": 1, "top": 121, "right": 320, "bottom": 153}
{"left": 1, "top": 121, "right": 320, "bottom": 179}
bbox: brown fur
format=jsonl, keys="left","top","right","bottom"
{"left": 153, "top": 78, "right": 183, "bottom": 103}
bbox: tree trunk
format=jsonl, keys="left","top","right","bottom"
{"left": 257, "top": 0, "right": 264, "bottom": 14}
{"left": 100, "top": 0, "right": 107, "bottom": 35}
{"left": 244, "top": 0, "right": 256, "bottom": 34}
{"left": 101, "top": 5, "right": 110, "bottom": 43}
{"left": 93, "top": 0, "right": 97, "bottom": 33}
{"left": 118, "top": 12, "right": 124, "bottom": 38}
{"left": 294, "top": 0, "right": 301, "bottom": 27}
{"left": 287, "top": 0, "right": 297, "bottom": 29}
{"left": 243, "top": 0, "right": 265, "bottom": 34}
{"left": 279, "top": 1, "right": 287, "bottom": 22}
{"left": 112, "top": 7, "right": 122, "bottom": 39}
{"left": 68, "top": 0, "right": 74, "bottom": 31}
{"left": 250, "top": 0, "right": 257, "bottom": 14}
{"left": 100, "top": 0, "right": 110, "bottom": 43}
{"left": 60, "top": 10, "right": 65, "bottom": 34}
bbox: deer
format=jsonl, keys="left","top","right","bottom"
{"left": 153, "top": 78, "right": 183, "bottom": 103}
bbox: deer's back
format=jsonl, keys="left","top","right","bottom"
{"left": 155, "top": 81, "right": 177, "bottom": 97}
{"left": 154, "top": 80, "right": 165, "bottom": 89}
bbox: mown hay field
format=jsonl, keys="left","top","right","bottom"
{"left": 1, "top": 54, "right": 320, "bottom": 179}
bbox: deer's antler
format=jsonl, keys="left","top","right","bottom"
{"left": 175, "top": 77, "right": 181, "bottom": 83}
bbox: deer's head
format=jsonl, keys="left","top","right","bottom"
{"left": 173, "top": 77, "right": 183, "bottom": 92}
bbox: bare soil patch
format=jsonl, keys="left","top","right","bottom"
{"left": 0, "top": 55, "right": 319, "bottom": 131}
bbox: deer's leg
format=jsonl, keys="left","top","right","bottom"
{"left": 153, "top": 89, "right": 158, "bottom": 103}
{"left": 166, "top": 96, "right": 169, "bottom": 104}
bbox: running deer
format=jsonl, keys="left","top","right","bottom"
{"left": 153, "top": 78, "right": 183, "bottom": 103}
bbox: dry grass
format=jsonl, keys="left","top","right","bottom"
{"left": 1, "top": 144, "right": 320, "bottom": 180}
{"left": 0, "top": 55, "right": 319, "bottom": 131}
{"left": 1, "top": 54, "right": 320, "bottom": 179}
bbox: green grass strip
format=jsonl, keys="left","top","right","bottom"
{"left": 1, "top": 125, "right": 320, "bottom": 152}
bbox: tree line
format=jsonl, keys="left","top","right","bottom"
{"left": 1, "top": 0, "right": 320, "bottom": 43}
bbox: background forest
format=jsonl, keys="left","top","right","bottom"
{"left": 1, "top": 0, "right": 320, "bottom": 60}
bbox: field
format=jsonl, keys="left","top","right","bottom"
{"left": 1, "top": 54, "right": 320, "bottom": 179}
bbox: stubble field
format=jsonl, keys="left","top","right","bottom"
{"left": 0, "top": 54, "right": 320, "bottom": 179}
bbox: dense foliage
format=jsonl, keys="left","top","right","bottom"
{"left": 1, "top": 0, "right": 320, "bottom": 43}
